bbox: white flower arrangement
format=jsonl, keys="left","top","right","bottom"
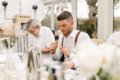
{"left": 0, "top": 23, "right": 24, "bottom": 37}
{"left": 75, "top": 41, "right": 103, "bottom": 79}
{"left": 0, "top": 22, "right": 25, "bottom": 48}
{"left": 75, "top": 41, "right": 119, "bottom": 80}
{"left": 98, "top": 43, "right": 116, "bottom": 69}
{"left": 109, "top": 47, "right": 120, "bottom": 80}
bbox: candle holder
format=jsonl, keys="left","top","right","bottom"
{"left": 32, "top": 5, "right": 38, "bottom": 18}
{"left": 2, "top": 1, "right": 8, "bottom": 19}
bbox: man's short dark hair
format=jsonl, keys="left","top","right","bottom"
{"left": 57, "top": 11, "right": 73, "bottom": 21}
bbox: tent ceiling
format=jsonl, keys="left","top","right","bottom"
{"left": 41, "top": 0, "right": 71, "bottom": 5}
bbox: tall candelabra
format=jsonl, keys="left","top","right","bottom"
{"left": 2, "top": 1, "right": 8, "bottom": 19}
{"left": 32, "top": 5, "right": 38, "bottom": 19}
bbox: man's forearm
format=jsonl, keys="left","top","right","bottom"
{"left": 41, "top": 48, "right": 50, "bottom": 53}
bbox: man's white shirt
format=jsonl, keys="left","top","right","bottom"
{"left": 28, "top": 26, "right": 55, "bottom": 62}
{"left": 52, "top": 29, "right": 91, "bottom": 67}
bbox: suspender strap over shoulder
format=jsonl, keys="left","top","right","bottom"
{"left": 74, "top": 31, "right": 81, "bottom": 46}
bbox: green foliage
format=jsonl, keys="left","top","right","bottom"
{"left": 98, "top": 68, "right": 112, "bottom": 80}
{"left": 89, "top": 76, "right": 96, "bottom": 80}
{"left": 114, "top": 0, "right": 120, "bottom": 7}
{"left": 114, "top": 0, "right": 120, "bottom": 10}
{"left": 77, "top": 19, "right": 97, "bottom": 38}
{"left": 114, "top": 17, "right": 120, "bottom": 31}
{"left": 89, "top": 68, "right": 113, "bottom": 80}
{"left": 0, "top": 35, "right": 16, "bottom": 49}
{"left": 86, "top": 0, "right": 98, "bottom": 6}
{"left": 2, "top": 40, "right": 9, "bottom": 48}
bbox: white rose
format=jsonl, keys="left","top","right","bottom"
{"left": 75, "top": 42, "right": 103, "bottom": 75}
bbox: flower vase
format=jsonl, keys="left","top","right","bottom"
{"left": 6, "top": 48, "right": 14, "bottom": 71}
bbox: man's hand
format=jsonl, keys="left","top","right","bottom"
{"left": 63, "top": 60, "right": 74, "bottom": 70}
{"left": 50, "top": 42, "right": 58, "bottom": 54}
{"left": 61, "top": 46, "right": 71, "bottom": 57}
